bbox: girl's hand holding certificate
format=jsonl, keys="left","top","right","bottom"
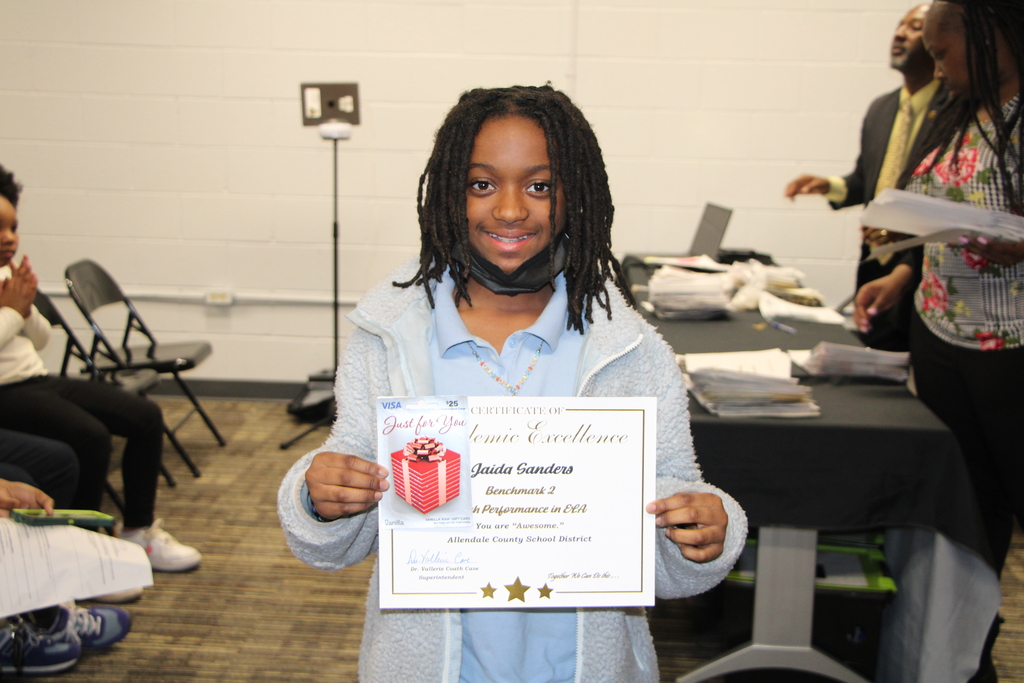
{"left": 647, "top": 492, "right": 728, "bottom": 564}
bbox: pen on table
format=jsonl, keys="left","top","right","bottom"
{"left": 769, "top": 321, "right": 797, "bottom": 334}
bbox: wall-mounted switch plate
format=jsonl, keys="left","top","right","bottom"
{"left": 205, "top": 291, "right": 234, "bottom": 306}
{"left": 300, "top": 83, "right": 360, "bottom": 126}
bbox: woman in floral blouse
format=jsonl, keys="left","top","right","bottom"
{"left": 910, "top": 125, "right": 1023, "bottom": 351}
{"left": 855, "top": 2, "right": 1022, "bottom": 679}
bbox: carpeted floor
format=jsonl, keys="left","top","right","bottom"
{"left": 21, "top": 397, "right": 1024, "bottom": 682}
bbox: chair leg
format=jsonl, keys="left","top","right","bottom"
{"left": 172, "top": 372, "right": 226, "bottom": 446}
{"left": 164, "top": 423, "right": 201, "bottom": 478}
{"left": 280, "top": 411, "right": 334, "bottom": 450}
{"left": 104, "top": 480, "right": 126, "bottom": 515}
{"left": 160, "top": 462, "right": 177, "bottom": 487}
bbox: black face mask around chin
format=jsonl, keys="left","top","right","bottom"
{"left": 468, "top": 234, "right": 568, "bottom": 295}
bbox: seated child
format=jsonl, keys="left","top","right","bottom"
{"left": 0, "top": 163, "right": 200, "bottom": 573}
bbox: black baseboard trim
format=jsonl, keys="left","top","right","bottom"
{"left": 149, "top": 379, "right": 305, "bottom": 401}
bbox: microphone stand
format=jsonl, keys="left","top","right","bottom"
{"left": 280, "top": 122, "right": 351, "bottom": 449}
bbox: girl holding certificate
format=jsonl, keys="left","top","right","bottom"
{"left": 278, "top": 85, "right": 747, "bottom": 683}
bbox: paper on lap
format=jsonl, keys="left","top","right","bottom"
{"left": 0, "top": 520, "right": 153, "bottom": 617}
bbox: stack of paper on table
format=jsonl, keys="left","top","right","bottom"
{"left": 759, "top": 291, "right": 846, "bottom": 325}
{"left": 678, "top": 348, "right": 819, "bottom": 418}
{"left": 683, "top": 369, "right": 819, "bottom": 417}
{"left": 798, "top": 342, "right": 910, "bottom": 382}
{"left": 769, "top": 286, "right": 826, "bottom": 307}
{"left": 647, "top": 266, "right": 732, "bottom": 319}
{"left": 861, "top": 188, "right": 1024, "bottom": 260}
{"left": 727, "top": 261, "right": 827, "bottom": 310}
{"left": 757, "top": 265, "right": 803, "bottom": 292}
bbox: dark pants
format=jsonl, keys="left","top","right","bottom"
{"left": 0, "top": 428, "right": 79, "bottom": 508}
{"left": 910, "top": 312, "right": 1024, "bottom": 574}
{"left": 1, "top": 433, "right": 84, "bottom": 629}
{"left": 0, "top": 376, "right": 164, "bottom": 528}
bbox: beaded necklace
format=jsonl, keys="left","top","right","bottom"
{"left": 469, "top": 339, "right": 544, "bottom": 396}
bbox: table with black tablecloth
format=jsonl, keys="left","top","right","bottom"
{"left": 624, "top": 260, "right": 1000, "bottom": 683}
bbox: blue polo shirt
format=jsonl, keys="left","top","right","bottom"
{"left": 430, "top": 272, "right": 584, "bottom": 683}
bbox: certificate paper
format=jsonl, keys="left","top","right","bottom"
{"left": 377, "top": 396, "right": 656, "bottom": 609}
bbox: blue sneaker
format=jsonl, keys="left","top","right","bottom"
{"left": 70, "top": 605, "right": 132, "bottom": 649}
{"left": 0, "top": 611, "right": 80, "bottom": 676}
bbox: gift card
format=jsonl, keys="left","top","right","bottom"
{"left": 377, "top": 396, "right": 473, "bottom": 529}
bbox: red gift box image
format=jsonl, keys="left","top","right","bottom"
{"left": 391, "top": 436, "right": 461, "bottom": 514}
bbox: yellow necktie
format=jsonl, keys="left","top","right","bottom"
{"left": 875, "top": 98, "right": 914, "bottom": 196}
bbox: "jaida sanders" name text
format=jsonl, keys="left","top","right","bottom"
{"left": 470, "top": 462, "right": 574, "bottom": 478}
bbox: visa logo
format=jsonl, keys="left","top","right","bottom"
{"left": 380, "top": 401, "right": 402, "bottom": 409}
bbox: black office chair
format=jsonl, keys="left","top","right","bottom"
{"left": 64, "top": 259, "right": 226, "bottom": 452}
{"left": 32, "top": 291, "right": 191, "bottom": 513}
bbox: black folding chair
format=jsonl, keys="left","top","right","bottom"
{"left": 63, "top": 259, "right": 226, "bottom": 452}
{"left": 32, "top": 291, "right": 190, "bottom": 514}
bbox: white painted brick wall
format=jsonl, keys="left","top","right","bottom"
{"left": 1, "top": 0, "right": 919, "bottom": 383}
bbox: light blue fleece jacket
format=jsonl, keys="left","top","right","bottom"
{"left": 277, "top": 259, "right": 748, "bottom": 683}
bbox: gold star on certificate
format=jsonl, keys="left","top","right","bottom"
{"left": 505, "top": 577, "right": 530, "bottom": 602}
{"left": 537, "top": 584, "right": 553, "bottom": 598}
{"left": 481, "top": 583, "right": 496, "bottom": 598}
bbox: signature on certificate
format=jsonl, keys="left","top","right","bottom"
{"left": 407, "top": 549, "right": 472, "bottom": 565}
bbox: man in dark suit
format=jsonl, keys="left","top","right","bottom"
{"left": 784, "top": 3, "right": 945, "bottom": 350}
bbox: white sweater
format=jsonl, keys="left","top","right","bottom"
{"left": 0, "top": 264, "right": 49, "bottom": 385}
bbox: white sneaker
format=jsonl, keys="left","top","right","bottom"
{"left": 120, "top": 520, "right": 201, "bottom": 572}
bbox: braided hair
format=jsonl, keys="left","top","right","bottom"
{"left": 395, "top": 85, "right": 632, "bottom": 333}
{"left": 900, "top": 0, "right": 1024, "bottom": 215}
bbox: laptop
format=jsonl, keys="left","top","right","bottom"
{"left": 619, "top": 202, "right": 738, "bottom": 276}
{"left": 686, "top": 202, "right": 733, "bottom": 258}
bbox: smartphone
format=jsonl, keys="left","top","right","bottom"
{"left": 10, "top": 509, "right": 116, "bottom": 527}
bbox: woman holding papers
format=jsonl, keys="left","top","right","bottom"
{"left": 278, "top": 86, "right": 747, "bottom": 683}
{"left": 855, "top": 2, "right": 1023, "bottom": 679}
